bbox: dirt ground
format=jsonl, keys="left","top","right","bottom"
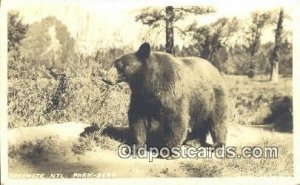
{"left": 7, "top": 122, "right": 293, "bottom": 177}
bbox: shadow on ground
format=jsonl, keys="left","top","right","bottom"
{"left": 102, "top": 126, "right": 133, "bottom": 144}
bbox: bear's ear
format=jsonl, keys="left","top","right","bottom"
{"left": 136, "top": 42, "right": 151, "bottom": 60}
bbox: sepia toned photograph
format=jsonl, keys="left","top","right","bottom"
{"left": 0, "top": 0, "right": 298, "bottom": 184}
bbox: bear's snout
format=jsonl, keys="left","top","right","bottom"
{"left": 102, "top": 67, "right": 121, "bottom": 85}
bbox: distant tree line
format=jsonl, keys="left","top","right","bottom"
{"left": 8, "top": 8, "right": 292, "bottom": 80}
{"left": 152, "top": 37, "right": 292, "bottom": 77}
{"left": 136, "top": 7, "right": 292, "bottom": 80}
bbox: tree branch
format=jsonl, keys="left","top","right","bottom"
{"left": 174, "top": 26, "right": 187, "bottom": 36}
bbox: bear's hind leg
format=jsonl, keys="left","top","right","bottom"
{"left": 209, "top": 88, "right": 228, "bottom": 147}
{"left": 209, "top": 120, "right": 227, "bottom": 148}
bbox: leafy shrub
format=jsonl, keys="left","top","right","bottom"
{"left": 264, "top": 96, "right": 293, "bottom": 132}
{"left": 8, "top": 77, "right": 130, "bottom": 128}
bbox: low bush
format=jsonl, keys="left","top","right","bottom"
{"left": 8, "top": 77, "right": 130, "bottom": 128}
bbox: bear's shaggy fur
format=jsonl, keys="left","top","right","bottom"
{"left": 106, "top": 43, "right": 228, "bottom": 149}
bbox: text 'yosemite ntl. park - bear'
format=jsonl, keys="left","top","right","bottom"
{"left": 105, "top": 42, "right": 228, "bottom": 149}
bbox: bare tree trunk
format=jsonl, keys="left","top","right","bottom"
{"left": 270, "top": 8, "right": 284, "bottom": 83}
{"left": 248, "top": 57, "right": 255, "bottom": 78}
{"left": 165, "top": 6, "right": 174, "bottom": 54}
{"left": 271, "top": 62, "right": 279, "bottom": 82}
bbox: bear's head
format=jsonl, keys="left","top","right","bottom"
{"left": 103, "top": 42, "right": 151, "bottom": 85}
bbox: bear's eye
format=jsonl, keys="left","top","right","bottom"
{"left": 115, "top": 60, "right": 124, "bottom": 70}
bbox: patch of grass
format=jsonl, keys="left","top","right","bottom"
{"left": 8, "top": 136, "right": 65, "bottom": 164}
{"left": 225, "top": 75, "right": 292, "bottom": 127}
{"left": 181, "top": 136, "right": 293, "bottom": 177}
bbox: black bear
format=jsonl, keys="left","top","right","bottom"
{"left": 105, "top": 42, "right": 228, "bottom": 149}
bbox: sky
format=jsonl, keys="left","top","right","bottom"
{"left": 4, "top": 0, "right": 294, "bottom": 54}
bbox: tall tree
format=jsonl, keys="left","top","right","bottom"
{"left": 270, "top": 8, "right": 284, "bottom": 83}
{"left": 136, "top": 6, "right": 215, "bottom": 54}
{"left": 8, "top": 11, "right": 28, "bottom": 61}
{"left": 186, "top": 17, "right": 239, "bottom": 70}
{"left": 165, "top": 6, "right": 175, "bottom": 54}
{"left": 244, "top": 12, "right": 271, "bottom": 78}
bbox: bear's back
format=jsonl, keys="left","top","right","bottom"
{"left": 150, "top": 52, "right": 224, "bottom": 89}
{"left": 179, "top": 57, "right": 221, "bottom": 79}
{"left": 151, "top": 52, "right": 221, "bottom": 78}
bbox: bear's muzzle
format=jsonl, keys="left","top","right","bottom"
{"left": 102, "top": 67, "right": 124, "bottom": 85}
